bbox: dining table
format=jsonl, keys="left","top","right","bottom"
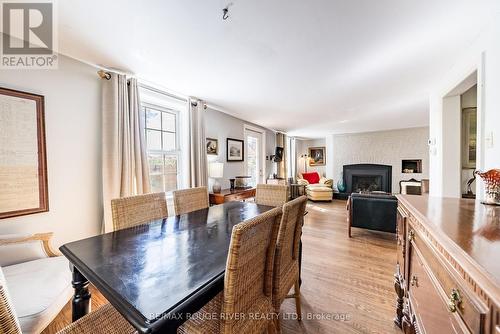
{"left": 59, "top": 201, "right": 275, "bottom": 334}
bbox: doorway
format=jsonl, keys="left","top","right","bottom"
{"left": 461, "top": 85, "right": 477, "bottom": 198}
{"left": 244, "top": 126, "right": 265, "bottom": 186}
{"left": 441, "top": 70, "right": 479, "bottom": 198}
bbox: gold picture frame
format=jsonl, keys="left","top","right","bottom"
{"left": 308, "top": 146, "right": 326, "bottom": 166}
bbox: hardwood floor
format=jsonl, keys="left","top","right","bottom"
{"left": 42, "top": 200, "right": 400, "bottom": 334}
{"left": 280, "top": 201, "right": 400, "bottom": 334}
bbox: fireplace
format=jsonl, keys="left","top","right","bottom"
{"left": 343, "top": 164, "right": 392, "bottom": 194}
{"left": 352, "top": 175, "right": 383, "bottom": 192}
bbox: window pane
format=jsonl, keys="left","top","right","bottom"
{"left": 148, "top": 154, "right": 163, "bottom": 175}
{"left": 164, "top": 155, "right": 177, "bottom": 173}
{"left": 150, "top": 175, "right": 164, "bottom": 193}
{"left": 246, "top": 136, "right": 258, "bottom": 186}
{"left": 162, "top": 112, "right": 176, "bottom": 132}
{"left": 145, "top": 108, "right": 161, "bottom": 130}
{"left": 147, "top": 130, "right": 162, "bottom": 150}
{"left": 162, "top": 132, "right": 176, "bottom": 151}
{"left": 164, "top": 173, "right": 178, "bottom": 192}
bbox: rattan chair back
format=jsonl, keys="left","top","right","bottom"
{"left": 111, "top": 192, "right": 168, "bottom": 231}
{"left": 221, "top": 206, "right": 282, "bottom": 333}
{"left": 255, "top": 184, "right": 288, "bottom": 207}
{"left": 172, "top": 187, "right": 209, "bottom": 215}
{"left": 273, "top": 195, "right": 307, "bottom": 309}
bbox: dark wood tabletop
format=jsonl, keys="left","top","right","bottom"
{"left": 59, "top": 201, "right": 274, "bottom": 333}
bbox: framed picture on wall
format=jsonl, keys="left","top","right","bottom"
{"left": 206, "top": 137, "right": 218, "bottom": 155}
{"left": 0, "top": 87, "right": 48, "bottom": 219}
{"left": 226, "top": 138, "right": 244, "bottom": 162}
{"left": 308, "top": 146, "right": 326, "bottom": 166}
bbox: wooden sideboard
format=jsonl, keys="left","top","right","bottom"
{"left": 208, "top": 188, "right": 256, "bottom": 205}
{"left": 395, "top": 195, "right": 500, "bottom": 334}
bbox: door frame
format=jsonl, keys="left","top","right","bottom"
{"left": 243, "top": 124, "right": 266, "bottom": 185}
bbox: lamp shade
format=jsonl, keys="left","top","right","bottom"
{"left": 208, "top": 162, "right": 224, "bottom": 178}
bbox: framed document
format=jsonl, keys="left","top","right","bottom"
{"left": 0, "top": 87, "right": 48, "bottom": 219}
{"left": 226, "top": 138, "right": 244, "bottom": 162}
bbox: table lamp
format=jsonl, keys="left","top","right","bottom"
{"left": 208, "top": 162, "right": 224, "bottom": 193}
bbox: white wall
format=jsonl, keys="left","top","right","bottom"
{"left": 326, "top": 127, "right": 429, "bottom": 193}
{"left": 296, "top": 138, "right": 326, "bottom": 176}
{"left": 429, "top": 16, "right": 500, "bottom": 198}
{"left": 0, "top": 55, "right": 102, "bottom": 247}
{"left": 441, "top": 96, "right": 462, "bottom": 197}
{"left": 205, "top": 107, "right": 275, "bottom": 189}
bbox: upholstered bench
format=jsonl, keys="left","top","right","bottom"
{"left": 306, "top": 184, "right": 334, "bottom": 201}
{"left": 0, "top": 233, "right": 72, "bottom": 334}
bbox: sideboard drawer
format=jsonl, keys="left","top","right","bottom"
{"left": 408, "top": 240, "right": 470, "bottom": 334}
{"left": 409, "top": 226, "right": 488, "bottom": 333}
{"left": 225, "top": 193, "right": 244, "bottom": 202}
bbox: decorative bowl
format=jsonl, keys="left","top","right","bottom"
{"left": 475, "top": 169, "right": 500, "bottom": 206}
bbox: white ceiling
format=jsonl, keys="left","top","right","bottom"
{"left": 58, "top": 0, "right": 499, "bottom": 138}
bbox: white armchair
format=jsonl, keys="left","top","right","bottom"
{"left": 296, "top": 172, "right": 334, "bottom": 201}
{"left": 0, "top": 233, "right": 72, "bottom": 334}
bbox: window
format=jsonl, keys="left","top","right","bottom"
{"left": 143, "top": 103, "right": 180, "bottom": 193}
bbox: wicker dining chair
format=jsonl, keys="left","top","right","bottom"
{"left": 0, "top": 267, "right": 136, "bottom": 334}
{"left": 56, "top": 304, "right": 137, "bottom": 334}
{"left": 272, "top": 196, "right": 308, "bottom": 332}
{"left": 0, "top": 265, "right": 20, "bottom": 334}
{"left": 111, "top": 192, "right": 168, "bottom": 231}
{"left": 177, "top": 206, "right": 283, "bottom": 334}
{"left": 172, "top": 186, "right": 209, "bottom": 215}
{"left": 255, "top": 184, "right": 288, "bottom": 207}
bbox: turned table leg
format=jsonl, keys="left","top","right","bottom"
{"left": 71, "top": 265, "right": 91, "bottom": 321}
{"left": 394, "top": 271, "right": 404, "bottom": 328}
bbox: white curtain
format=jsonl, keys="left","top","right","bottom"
{"left": 188, "top": 98, "right": 208, "bottom": 187}
{"left": 276, "top": 132, "right": 288, "bottom": 179}
{"left": 288, "top": 137, "right": 296, "bottom": 181}
{"left": 102, "top": 74, "right": 150, "bottom": 232}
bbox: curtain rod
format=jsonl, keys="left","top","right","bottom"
{"left": 97, "top": 70, "right": 111, "bottom": 80}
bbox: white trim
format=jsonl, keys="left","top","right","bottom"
{"left": 476, "top": 53, "right": 486, "bottom": 200}
{"left": 243, "top": 124, "right": 266, "bottom": 184}
{"left": 207, "top": 103, "right": 277, "bottom": 135}
{"left": 138, "top": 83, "right": 187, "bottom": 102}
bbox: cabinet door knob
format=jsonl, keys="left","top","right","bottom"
{"left": 447, "top": 288, "right": 462, "bottom": 313}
